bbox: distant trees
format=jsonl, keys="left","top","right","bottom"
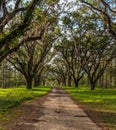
{"left": 52, "top": 58, "right": 68, "bottom": 86}
{"left": 79, "top": 0, "right": 116, "bottom": 89}
{"left": 98, "top": 58, "right": 116, "bottom": 88}
{"left": 0, "top": 60, "right": 25, "bottom": 88}
{"left": 52, "top": 5, "right": 116, "bottom": 89}
{"left": 55, "top": 38, "right": 83, "bottom": 87}
{"left": 7, "top": 30, "right": 58, "bottom": 89}
{"left": 81, "top": 34, "right": 115, "bottom": 90}
{"left": 0, "top": 0, "right": 115, "bottom": 90}
{"left": 0, "top": 0, "right": 60, "bottom": 89}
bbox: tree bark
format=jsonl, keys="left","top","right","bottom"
{"left": 74, "top": 80, "right": 79, "bottom": 87}
{"left": 34, "top": 75, "right": 40, "bottom": 87}
{"left": 89, "top": 80, "right": 96, "bottom": 90}
{"left": 115, "top": 58, "right": 116, "bottom": 87}
{"left": 42, "top": 80, "right": 45, "bottom": 86}
{"left": 67, "top": 74, "right": 71, "bottom": 87}
{"left": 63, "top": 81, "right": 66, "bottom": 86}
{"left": 105, "top": 72, "right": 108, "bottom": 88}
{"left": 26, "top": 77, "right": 33, "bottom": 89}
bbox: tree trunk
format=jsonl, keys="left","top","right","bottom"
{"left": 2, "top": 61, "right": 5, "bottom": 88}
{"left": 105, "top": 72, "right": 108, "bottom": 88}
{"left": 42, "top": 80, "right": 45, "bottom": 86}
{"left": 34, "top": 76, "right": 38, "bottom": 87}
{"left": 63, "top": 81, "right": 66, "bottom": 86}
{"left": 57, "top": 80, "right": 61, "bottom": 86}
{"left": 67, "top": 74, "right": 71, "bottom": 87}
{"left": 101, "top": 74, "right": 104, "bottom": 87}
{"left": 62, "top": 77, "right": 66, "bottom": 86}
{"left": 115, "top": 58, "right": 116, "bottom": 87}
{"left": 74, "top": 80, "right": 79, "bottom": 87}
{"left": 34, "top": 75, "right": 40, "bottom": 87}
{"left": 89, "top": 80, "right": 96, "bottom": 90}
{"left": 26, "top": 77, "right": 33, "bottom": 89}
{"left": 109, "top": 61, "right": 113, "bottom": 87}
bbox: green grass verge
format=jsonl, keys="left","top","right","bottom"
{"left": 0, "top": 86, "right": 51, "bottom": 114}
{"left": 64, "top": 86, "right": 116, "bottom": 130}
{"left": 0, "top": 86, "right": 51, "bottom": 130}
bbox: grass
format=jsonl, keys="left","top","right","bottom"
{"left": 64, "top": 86, "right": 116, "bottom": 130}
{"left": 0, "top": 86, "right": 51, "bottom": 114}
{"left": 0, "top": 86, "right": 51, "bottom": 130}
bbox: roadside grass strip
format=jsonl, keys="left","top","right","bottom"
{"left": 64, "top": 86, "right": 116, "bottom": 129}
{"left": 0, "top": 86, "right": 51, "bottom": 114}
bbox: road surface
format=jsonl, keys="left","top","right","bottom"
{"left": 5, "top": 87, "right": 101, "bottom": 130}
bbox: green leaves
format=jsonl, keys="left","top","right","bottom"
{"left": 35, "top": 8, "right": 42, "bottom": 15}
{"left": 62, "top": 16, "right": 71, "bottom": 25}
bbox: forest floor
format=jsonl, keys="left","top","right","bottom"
{"left": 3, "top": 87, "right": 101, "bottom": 130}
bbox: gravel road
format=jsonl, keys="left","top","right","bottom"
{"left": 35, "top": 87, "right": 101, "bottom": 130}
{"left": 5, "top": 87, "right": 101, "bottom": 130}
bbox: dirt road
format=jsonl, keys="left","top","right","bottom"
{"left": 5, "top": 87, "right": 101, "bottom": 130}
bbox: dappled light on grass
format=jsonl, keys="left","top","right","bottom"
{"left": 0, "top": 86, "right": 51, "bottom": 114}
{"left": 64, "top": 86, "right": 116, "bottom": 129}
{"left": 65, "top": 86, "right": 116, "bottom": 111}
